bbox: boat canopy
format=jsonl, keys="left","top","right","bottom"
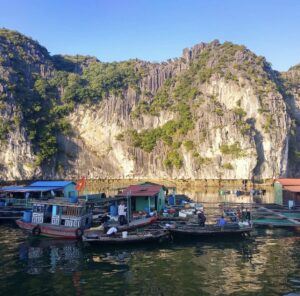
{"left": 0, "top": 186, "right": 63, "bottom": 193}
{"left": 30, "top": 181, "right": 75, "bottom": 187}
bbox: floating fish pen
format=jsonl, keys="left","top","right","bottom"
{"left": 252, "top": 204, "right": 300, "bottom": 229}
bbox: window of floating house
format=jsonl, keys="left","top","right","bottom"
{"left": 66, "top": 206, "right": 72, "bottom": 216}
{"left": 33, "top": 204, "right": 44, "bottom": 213}
{"left": 55, "top": 190, "right": 64, "bottom": 198}
{"left": 66, "top": 206, "right": 80, "bottom": 216}
{"left": 62, "top": 206, "right": 67, "bottom": 215}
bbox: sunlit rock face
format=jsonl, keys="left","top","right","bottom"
{"left": 0, "top": 29, "right": 296, "bottom": 180}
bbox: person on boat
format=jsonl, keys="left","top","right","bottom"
{"left": 44, "top": 205, "right": 52, "bottom": 223}
{"left": 246, "top": 208, "right": 251, "bottom": 224}
{"left": 236, "top": 207, "right": 241, "bottom": 221}
{"left": 241, "top": 208, "right": 247, "bottom": 222}
{"left": 106, "top": 226, "right": 118, "bottom": 236}
{"left": 100, "top": 213, "right": 110, "bottom": 224}
{"left": 118, "top": 201, "right": 127, "bottom": 225}
{"left": 217, "top": 216, "right": 226, "bottom": 227}
{"left": 197, "top": 210, "right": 206, "bottom": 227}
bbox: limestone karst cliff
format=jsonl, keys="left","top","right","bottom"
{"left": 0, "top": 29, "right": 298, "bottom": 180}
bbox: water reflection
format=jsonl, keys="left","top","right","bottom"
{"left": 18, "top": 239, "right": 134, "bottom": 275}
{"left": 11, "top": 229, "right": 300, "bottom": 295}
{"left": 17, "top": 239, "right": 134, "bottom": 295}
{"left": 194, "top": 238, "right": 255, "bottom": 263}
{"left": 19, "top": 239, "right": 83, "bottom": 274}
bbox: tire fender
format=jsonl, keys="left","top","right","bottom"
{"left": 32, "top": 226, "right": 41, "bottom": 236}
{"left": 75, "top": 228, "right": 83, "bottom": 238}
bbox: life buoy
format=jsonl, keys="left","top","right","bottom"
{"left": 32, "top": 226, "right": 41, "bottom": 236}
{"left": 75, "top": 228, "right": 83, "bottom": 238}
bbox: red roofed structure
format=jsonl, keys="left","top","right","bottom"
{"left": 117, "top": 184, "right": 163, "bottom": 197}
{"left": 281, "top": 186, "right": 300, "bottom": 192}
{"left": 275, "top": 179, "right": 300, "bottom": 186}
{"left": 116, "top": 182, "right": 166, "bottom": 213}
{"left": 274, "top": 179, "right": 300, "bottom": 207}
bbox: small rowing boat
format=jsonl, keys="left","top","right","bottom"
{"left": 166, "top": 222, "right": 252, "bottom": 238}
{"left": 82, "top": 229, "right": 168, "bottom": 245}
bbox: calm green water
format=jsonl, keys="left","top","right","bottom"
{"left": 0, "top": 222, "right": 300, "bottom": 296}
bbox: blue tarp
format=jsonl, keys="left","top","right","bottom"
{"left": 30, "top": 181, "right": 75, "bottom": 187}
{"left": 0, "top": 186, "right": 63, "bottom": 192}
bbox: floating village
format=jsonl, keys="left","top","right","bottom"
{"left": 0, "top": 178, "right": 300, "bottom": 245}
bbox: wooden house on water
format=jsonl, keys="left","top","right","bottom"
{"left": 1, "top": 181, "right": 77, "bottom": 201}
{"left": 16, "top": 198, "right": 93, "bottom": 238}
{"left": 0, "top": 181, "right": 77, "bottom": 219}
{"left": 116, "top": 182, "right": 167, "bottom": 215}
{"left": 274, "top": 178, "right": 300, "bottom": 207}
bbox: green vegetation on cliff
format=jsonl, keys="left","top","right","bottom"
{"left": 0, "top": 29, "right": 143, "bottom": 164}
{"left": 220, "top": 142, "right": 245, "bottom": 158}
{"left": 0, "top": 28, "right": 299, "bottom": 176}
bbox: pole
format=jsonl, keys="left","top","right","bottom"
{"left": 126, "top": 190, "right": 131, "bottom": 223}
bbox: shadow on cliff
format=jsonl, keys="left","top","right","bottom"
{"left": 278, "top": 75, "right": 300, "bottom": 176}
{"left": 41, "top": 134, "right": 89, "bottom": 179}
{"left": 248, "top": 118, "right": 265, "bottom": 179}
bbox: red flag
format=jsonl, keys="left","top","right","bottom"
{"left": 76, "top": 177, "right": 86, "bottom": 191}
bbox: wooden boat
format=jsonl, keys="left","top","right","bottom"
{"left": 82, "top": 229, "right": 169, "bottom": 245}
{"left": 0, "top": 181, "right": 79, "bottom": 220}
{"left": 167, "top": 222, "right": 253, "bottom": 238}
{"left": 84, "top": 215, "right": 159, "bottom": 239}
{"left": 158, "top": 216, "right": 187, "bottom": 222}
{"left": 117, "top": 216, "right": 158, "bottom": 231}
{"left": 91, "top": 215, "right": 158, "bottom": 232}
{"left": 16, "top": 198, "right": 93, "bottom": 239}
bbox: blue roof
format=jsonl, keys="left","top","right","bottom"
{"left": 0, "top": 186, "right": 63, "bottom": 192}
{"left": 30, "top": 181, "right": 75, "bottom": 188}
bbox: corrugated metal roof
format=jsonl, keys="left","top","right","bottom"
{"left": 283, "top": 185, "right": 300, "bottom": 192}
{"left": 0, "top": 186, "right": 63, "bottom": 192}
{"left": 275, "top": 179, "right": 300, "bottom": 186}
{"left": 30, "top": 181, "right": 75, "bottom": 187}
{"left": 117, "top": 184, "right": 163, "bottom": 197}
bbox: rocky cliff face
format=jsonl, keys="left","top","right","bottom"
{"left": 0, "top": 29, "right": 298, "bottom": 180}
{"left": 281, "top": 64, "right": 300, "bottom": 176}
{"left": 0, "top": 30, "right": 53, "bottom": 179}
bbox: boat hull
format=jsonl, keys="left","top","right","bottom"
{"left": 169, "top": 225, "right": 252, "bottom": 238}
{"left": 82, "top": 230, "right": 168, "bottom": 245}
{"left": 115, "top": 216, "right": 158, "bottom": 231}
{"left": 16, "top": 219, "right": 83, "bottom": 239}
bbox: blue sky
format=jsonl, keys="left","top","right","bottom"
{"left": 0, "top": 0, "right": 299, "bottom": 71}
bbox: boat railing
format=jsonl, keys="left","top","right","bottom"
{"left": 78, "top": 194, "right": 105, "bottom": 203}
{"left": 2, "top": 197, "right": 31, "bottom": 208}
